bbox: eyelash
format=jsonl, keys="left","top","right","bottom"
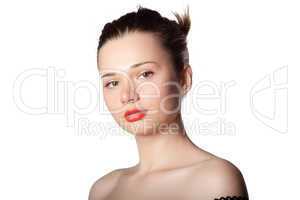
{"left": 104, "top": 80, "right": 118, "bottom": 88}
{"left": 140, "top": 70, "right": 154, "bottom": 79}
{"left": 104, "top": 71, "right": 154, "bottom": 89}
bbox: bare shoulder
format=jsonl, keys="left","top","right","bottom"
{"left": 88, "top": 168, "right": 123, "bottom": 200}
{"left": 190, "top": 157, "right": 249, "bottom": 199}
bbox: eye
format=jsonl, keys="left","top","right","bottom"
{"left": 104, "top": 80, "right": 119, "bottom": 89}
{"left": 139, "top": 71, "right": 154, "bottom": 79}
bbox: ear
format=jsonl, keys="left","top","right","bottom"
{"left": 180, "top": 64, "right": 193, "bottom": 96}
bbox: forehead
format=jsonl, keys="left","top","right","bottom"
{"left": 98, "top": 31, "right": 171, "bottom": 73}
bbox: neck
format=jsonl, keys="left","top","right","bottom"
{"left": 133, "top": 113, "right": 203, "bottom": 175}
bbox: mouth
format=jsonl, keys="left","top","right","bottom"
{"left": 124, "top": 108, "right": 146, "bottom": 122}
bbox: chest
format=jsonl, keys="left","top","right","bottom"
{"left": 105, "top": 181, "right": 187, "bottom": 200}
{"left": 104, "top": 171, "right": 207, "bottom": 200}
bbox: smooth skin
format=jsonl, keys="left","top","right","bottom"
{"left": 90, "top": 31, "right": 248, "bottom": 200}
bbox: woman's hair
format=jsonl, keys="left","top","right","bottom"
{"left": 97, "top": 5, "right": 191, "bottom": 79}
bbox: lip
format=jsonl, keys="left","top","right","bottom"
{"left": 124, "top": 108, "right": 146, "bottom": 122}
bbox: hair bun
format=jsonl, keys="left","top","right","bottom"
{"left": 172, "top": 6, "right": 191, "bottom": 37}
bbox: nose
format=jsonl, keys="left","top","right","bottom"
{"left": 120, "top": 79, "right": 140, "bottom": 105}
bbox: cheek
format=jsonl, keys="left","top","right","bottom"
{"left": 159, "top": 85, "right": 181, "bottom": 113}
{"left": 103, "top": 90, "right": 122, "bottom": 113}
{"left": 103, "top": 91, "right": 112, "bottom": 105}
{"left": 138, "top": 82, "right": 160, "bottom": 100}
{"left": 139, "top": 79, "right": 181, "bottom": 114}
{"left": 137, "top": 71, "right": 174, "bottom": 98}
{"left": 138, "top": 76, "right": 165, "bottom": 104}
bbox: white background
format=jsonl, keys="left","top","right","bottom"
{"left": 0, "top": 0, "right": 299, "bottom": 199}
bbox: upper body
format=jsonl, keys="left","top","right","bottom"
{"left": 93, "top": 6, "right": 249, "bottom": 200}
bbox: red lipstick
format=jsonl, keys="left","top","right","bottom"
{"left": 124, "top": 108, "right": 146, "bottom": 122}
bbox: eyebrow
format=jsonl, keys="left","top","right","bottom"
{"left": 100, "top": 61, "right": 158, "bottom": 79}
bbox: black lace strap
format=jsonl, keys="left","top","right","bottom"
{"left": 214, "top": 196, "right": 248, "bottom": 200}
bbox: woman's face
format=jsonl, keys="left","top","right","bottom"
{"left": 98, "top": 31, "right": 184, "bottom": 136}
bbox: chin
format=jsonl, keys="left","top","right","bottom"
{"left": 116, "top": 117, "right": 161, "bottom": 136}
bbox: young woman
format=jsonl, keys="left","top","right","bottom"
{"left": 89, "top": 6, "right": 249, "bottom": 200}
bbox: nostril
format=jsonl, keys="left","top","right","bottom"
{"left": 121, "top": 92, "right": 140, "bottom": 105}
{"left": 120, "top": 83, "right": 140, "bottom": 104}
